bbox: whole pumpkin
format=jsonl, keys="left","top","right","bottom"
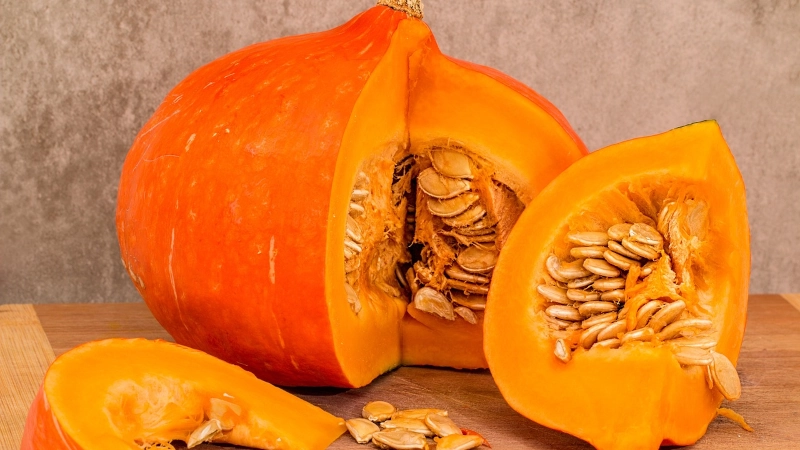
{"left": 484, "top": 121, "right": 749, "bottom": 449}
{"left": 116, "top": 0, "right": 586, "bottom": 387}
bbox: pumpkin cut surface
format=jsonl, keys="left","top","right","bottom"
{"left": 116, "top": 0, "right": 586, "bottom": 387}
{"left": 20, "top": 339, "right": 346, "bottom": 450}
{"left": 484, "top": 121, "right": 750, "bottom": 450}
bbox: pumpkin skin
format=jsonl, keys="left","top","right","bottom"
{"left": 20, "top": 339, "right": 345, "bottom": 449}
{"left": 484, "top": 121, "right": 749, "bottom": 450}
{"left": 116, "top": 2, "right": 586, "bottom": 388}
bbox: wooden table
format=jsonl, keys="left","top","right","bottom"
{"left": 3, "top": 295, "right": 800, "bottom": 449}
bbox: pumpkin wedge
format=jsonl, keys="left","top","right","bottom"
{"left": 116, "top": 0, "right": 586, "bottom": 387}
{"left": 21, "top": 339, "right": 345, "bottom": 449}
{"left": 484, "top": 121, "right": 749, "bottom": 450}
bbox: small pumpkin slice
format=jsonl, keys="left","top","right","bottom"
{"left": 485, "top": 121, "right": 749, "bottom": 450}
{"left": 21, "top": 339, "right": 345, "bottom": 449}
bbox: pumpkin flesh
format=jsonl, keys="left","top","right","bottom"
{"left": 116, "top": 4, "right": 586, "bottom": 388}
{"left": 484, "top": 121, "right": 749, "bottom": 449}
{"left": 21, "top": 339, "right": 345, "bottom": 449}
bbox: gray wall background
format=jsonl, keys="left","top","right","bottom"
{"left": 1, "top": 0, "right": 798, "bottom": 303}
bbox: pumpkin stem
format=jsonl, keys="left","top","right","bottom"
{"left": 377, "top": 0, "right": 423, "bottom": 19}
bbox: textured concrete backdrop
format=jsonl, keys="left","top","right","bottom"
{"left": 1, "top": 0, "right": 798, "bottom": 303}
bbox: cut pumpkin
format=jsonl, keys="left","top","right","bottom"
{"left": 484, "top": 121, "right": 750, "bottom": 450}
{"left": 116, "top": 0, "right": 586, "bottom": 387}
{"left": 21, "top": 339, "right": 345, "bottom": 449}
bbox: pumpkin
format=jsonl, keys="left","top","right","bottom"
{"left": 484, "top": 121, "right": 749, "bottom": 449}
{"left": 21, "top": 339, "right": 345, "bottom": 449}
{"left": 115, "top": 0, "right": 586, "bottom": 387}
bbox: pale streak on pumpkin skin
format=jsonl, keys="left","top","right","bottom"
{"left": 169, "top": 228, "right": 189, "bottom": 333}
{"left": 269, "top": 236, "right": 277, "bottom": 285}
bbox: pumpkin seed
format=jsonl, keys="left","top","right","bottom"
{"left": 554, "top": 338, "right": 572, "bottom": 363}
{"left": 351, "top": 188, "right": 370, "bottom": 201}
{"left": 346, "top": 418, "right": 380, "bottom": 444}
{"left": 583, "top": 258, "right": 621, "bottom": 277}
{"left": 592, "top": 277, "right": 625, "bottom": 291}
{"left": 580, "top": 322, "right": 610, "bottom": 349}
{"left": 621, "top": 238, "right": 660, "bottom": 260}
{"left": 344, "top": 238, "right": 363, "bottom": 254}
{"left": 446, "top": 266, "right": 490, "bottom": 284}
{"left": 581, "top": 311, "right": 617, "bottom": 329}
{"left": 669, "top": 335, "right": 717, "bottom": 349}
{"left": 414, "top": 287, "right": 455, "bottom": 321}
{"left": 711, "top": 351, "right": 742, "bottom": 400}
{"left": 620, "top": 327, "right": 655, "bottom": 345}
{"left": 570, "top": 246, "right": 607, "bottom": 259}
{"left": 431, "top": 149, "right": 473, "bottom": 179}
{"left": 599, "top": 289, "right": 624, "bottom": 302}
{"left": 442, "top": 204, "right": 487, "bottom": 227}
{"left": 381, "top": 418, "right": 433, "bottom": 437}
{"left": 578, "top": 301, "right": 618, "bottom": 316}
{"left": 635, "top": 300, "right": 665, "bottom": 329}
{"left": 434, "top": 434, "right": 484, "bottom": 450}
{"left": 592, "top": 338, "right": 621, "bottom": 349}
{"left": 455, "top": 306, "right": 478, "bottom": 324}
{"left": 641, "top": 260, "right": 656, "bottom": 277}
{"left": 545, "top": 315, "right": 573, "bottom": 329}
{"left": 427, "top": 192, "right": 481, "bottom": 218}
{"left": 453, "top": 215, "right": 496, "bottom": 234}
{"left": 706, "top": 365, "right": 715, "bottom": 389}
{"left": 648, "top": 300, "right": 686, "bottom": 332}
{"left": 424, "top": 413, "right": 462, "bottom": 437}
{"left": 371, "top": 429, "right": 428, "bottom": 450}
{"left": 603, "top": 249, "right": 637, "bottom": 271}
{"left": 555, "top": 259, "right": 592, "bottom": 280}
{"left": 566, "top": 289, "right": 599, "bottom": 302}
{"left": 607, "top": 240, "right": 642, "bottom": 260}
{"left": 457, "top": 245, "right": 498, "bottom": 273}
{"left": 186, "top": 419, "right": 222, "bottom": 448}
{"left": 673, "top": 346, "right": 713, "bottom": 366}
{"left": 413, "top": 261, "right": 433, "bottom": 284}
{"left": 656, "top": 318, "right": 713, "bottom": 341}
{"left": 446, "top": 278, "right": 490, "bottom": 295}
{"left": 546, "top": 255, "right": 569, "bottom": 283}
{"left": 597, "top": 320, "right": 626, "bottom": 342}
{"left": 537, "top": 284, "right": 569, "bottom": 304}
{"left": 345, "top": 282, "right": 361, "bottom": 314}
{"left": 396, "top": 266, "right": 409, "bottom": 290}
{"left": 566, "top": 231, "right": 609, "bottom": 246}
{"left": 391, "top": 409, "right": 448, "bottom": 421}
{"left": 567, "top": 273, "right": 600, "bottom": 289}
{"left": 450, "top": 292, "right": 486, "bottom": 310}
{"left": 346, "top": 215, "right": 363, "bottom": 243}
{"left": 629, "top": 222, "right": 663, "bottom": 247}
{"left": 546, "top": 305, "right": 582, "bottom": 322}
{"left": 363, "top": 400, "right": 397, "bottom": 422}
{"left": 607, "top": 223, "right": 632, "bottom": 241}
{"left": 349, "top": 202, "right": 365, "bottom": 216}
{"left": 417, "top": 167, "right": 471, "bottom": 199}
{"left": 345, "top": 255, "right": 360, "bottom": 273}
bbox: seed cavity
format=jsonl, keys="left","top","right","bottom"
{"left": 344, "top": 145, "right": 523, "bottom": 325}
{"left": 536, "top": 204, "right": 739, "bottom": 400}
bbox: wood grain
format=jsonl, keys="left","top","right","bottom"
{"left": 9, "top": 295, "right": 800, "bottom": 449}
{"left": 0, "top": 305, "right": 55, "bottom": 450}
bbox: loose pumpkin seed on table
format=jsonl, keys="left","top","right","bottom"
{"left": 345, "top": 401, "right": 483, "bottom": 449}
{"left": 485, "top": 122, "right": 750, "bottom": 450}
